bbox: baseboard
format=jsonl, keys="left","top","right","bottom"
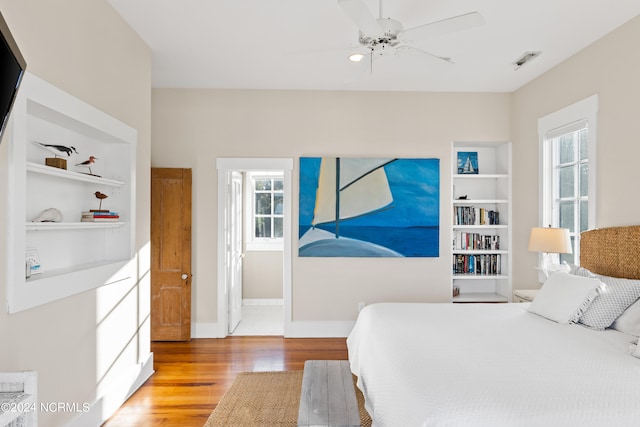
{"left": 288, "top": 321, "right": 355, "bottom": 338}
{"left": 68, "top": 352, "right": 154, "bottom": 427}
{"left": 192, "top": 320, "right": 354, "bottom": 338}
{"left": 243, "top": 298, "right": 284, "bottom": 306}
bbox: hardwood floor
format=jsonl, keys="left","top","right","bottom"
{"left": 102, "top": 337, "right": 349, "bottom": 427}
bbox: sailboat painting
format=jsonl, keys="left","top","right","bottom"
{"left": 457, "top": 151, "right": 479, "bottom": 174}
{"left": 299, "top": 157, "right": 440, "bottom": 257}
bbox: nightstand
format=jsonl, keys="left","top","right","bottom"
{"left": 513, "top": 289, "right": 539, "bottom": 303}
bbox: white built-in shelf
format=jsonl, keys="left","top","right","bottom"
{"left": 452, "top": 274, "right": 509, "bottom": 280}
{"left": 452, "top": 224, "right": 508, "bottom": 229}
{"left": 7, "top": 72, "right": 136, "bottom": 313}
{"left": 451, "top": 141, "right": 512, "bottom": 303}
{"left": 25, "top": 259, "right": 129, "bottom": 283}
{"left": 27, "top": 162, "right": 125, "bottom": 186}
{"left": 26, "top": 221, "right": 124, "bottom": 231}
{"left": 453, "top": 199, "right": 509, "bottom": 204}
{"left": 453, "top": 174, "right": 508, "bottom": 179}
{"left": 452, "top": 293, "right": 509, "bottom": 303}
{"left": 452, "top": 250, "right": 509, "bottom": 255}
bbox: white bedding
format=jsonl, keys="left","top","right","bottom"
{"left": 347, "top": 303, "right": 640, "bottom": 427}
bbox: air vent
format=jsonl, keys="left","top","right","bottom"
{"left": 513, "top": 51, "right": 541, "bottom": 70}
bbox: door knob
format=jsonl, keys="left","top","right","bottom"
{"left": 181, "top": 273, "right": 188, "bottom": 280}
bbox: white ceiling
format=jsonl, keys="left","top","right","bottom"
{"left": 107, "top": 0, "right": 640, "bottom": 93}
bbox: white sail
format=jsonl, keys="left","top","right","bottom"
{"left": 311, "top": 157, "right": 393, "bottom": 226}
{"left": 462, "top": 155, "right": 475, "bottom": 173}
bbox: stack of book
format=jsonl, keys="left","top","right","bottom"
{"left": 81, "top": 211, "right": 120, "bottom": 222}
{"left": 453, "top": 232, "right": 500, "bottom": 250}
{"left": 453, "top": 206, "right": 500, "bottom": 225}
{"left": 452, "top": 254, "right": 501, "bottom": 275}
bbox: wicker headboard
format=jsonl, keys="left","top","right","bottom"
{"left": 580, "top": 225, "right": 640, "bottom": 279}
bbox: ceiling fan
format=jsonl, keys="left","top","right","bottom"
{"left": 338, "top": 0, "right": 484, "bottom": 68}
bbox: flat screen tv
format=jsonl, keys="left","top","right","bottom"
{"left": 0, "top": 10, "right": 26, "bottom": 142}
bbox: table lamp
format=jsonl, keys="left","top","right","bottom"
{"left": 528, "top": 227, "right": 572, "bottom": 282}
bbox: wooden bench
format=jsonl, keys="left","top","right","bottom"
{"left": 297, "top": 360, "right": 360, "bottom": 427}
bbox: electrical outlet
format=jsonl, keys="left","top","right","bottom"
{"left": 358, "top": 302, "right": 365, "bottom": 312}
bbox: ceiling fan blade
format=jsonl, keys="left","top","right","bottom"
{"left": 396, "top": 46, "right": 455, "bottom": 65}
{"left": 402, "top": 11, "right": 484, "bottom": 41}
{"left": 338, "top": 0, "right": 383, "bottom": 38}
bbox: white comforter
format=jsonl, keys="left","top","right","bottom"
{"left": 347, "top": 303, "right": 640, "bottom": 427}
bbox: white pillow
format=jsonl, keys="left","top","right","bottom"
{"left": 612, "top": 299, "right": 640, "bottom": 336}
{"left": 528, "top": 271, "right": 601, "bottom": 323}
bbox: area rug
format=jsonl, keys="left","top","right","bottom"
{"left": 204, "top": 370, "right": 372, "bottom": 426}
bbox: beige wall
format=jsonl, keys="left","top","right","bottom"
{"left": 243, "top": 251, "right": 283, "bottom": 300}
{"left": 511, "top": 15, "right": 640, "bottom": 290}
{"left": 0, "top": 1, "right": 151, "bottom": 425}
{"left": 152, "top": 89, "right": 511, "bottom": 325}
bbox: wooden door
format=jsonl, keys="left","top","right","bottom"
{"left": 151, "top": 168, "right": 192, "bottom": 341}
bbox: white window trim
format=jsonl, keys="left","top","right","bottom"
{"left": 245, "top": 171, "right": 284, "bottom": 251}
{"left": 537, "top": 95, "right": 598, "bottom": 262}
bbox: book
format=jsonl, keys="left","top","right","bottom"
{"left": 453, "top": 231, "right": 500, "bottom": 250}
{"left": 25, "top": 248, "right": 42, "bottom": 276}
{"left": 82, "top": 211, "right": 119, "bottom": 216}
{"left": 453, "top": 206, "right": 500, "bottom": 225}
{"left": 81, "top": 210, "right": 119, "bottom": 221}
{"left": 452, "top": 254, "right": 501, "bottom": 275}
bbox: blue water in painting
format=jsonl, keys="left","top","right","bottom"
{"left": 299, "top": 225, "right": 439, "bottom": 257}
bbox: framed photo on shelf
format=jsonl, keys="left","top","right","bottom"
{"left": 457, "top": 151, "right": 478, "bottom": 174}
{"left": 25, "top": 248, "right": 41, "bottom": 276}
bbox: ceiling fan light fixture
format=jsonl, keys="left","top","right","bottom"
{"left": 349, "top": 53, "right": 365, "bottom": 62}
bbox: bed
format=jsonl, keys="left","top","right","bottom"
{"left": 347, "top": 226, "right": 640, "bottom": 426}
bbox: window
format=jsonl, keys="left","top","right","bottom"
{"left": 246, "top": 172, "right": 284, "bottom": 250}
{"left": 538, "top": 95, "right": 598, "bottom": 265}
{"left": 547, "top": 127, "right": 588, "bottom": 264}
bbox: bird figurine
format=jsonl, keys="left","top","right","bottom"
{"left": 94, "top": 191, "right": 108, "bottom": 211}
{"left": 32, "top": 141, "right": 78, "bottom": 157}
{"left": 76, "top": 156, "right": 99, "bottom": 176}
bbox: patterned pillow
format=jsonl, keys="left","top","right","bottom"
{"left": 570, "top": 264, "right": 595, "bottom": 278}
{"left": 579, "top": 275, "right": 640, "bottom": 330}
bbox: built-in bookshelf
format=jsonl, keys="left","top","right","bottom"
{"left": 6, "top": 72, "right": 136, "bottom": 313}
{"left": 451, "top": 141, "right": 512, "bottom": 303}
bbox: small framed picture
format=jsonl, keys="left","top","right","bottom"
{"left": 25, "top": 248, "right": 42, "bottom": 276}
{"left": 457, "top": 151, "right": 478, "bottom": 174}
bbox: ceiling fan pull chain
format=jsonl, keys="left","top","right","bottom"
{"left": 370, "top": 48, "right": 374, "bottom": 73}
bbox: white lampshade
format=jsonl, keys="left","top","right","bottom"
{"left": 528, "top": 227, "right": 572, "bottom": 254}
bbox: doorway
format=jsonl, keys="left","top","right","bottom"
{"left": 216, "top": 158, "right": 293, "bottom": 338}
